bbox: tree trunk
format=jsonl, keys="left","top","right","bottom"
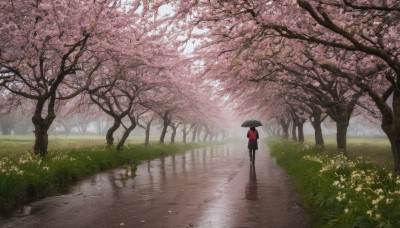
{"left": 197, "top": 126, "right": 202, "bottom": 142}
{"left": 392, "top": 138, "right": 400, "bottom": 174}
{"left": 160, "top": 122, "right": 168, "bottom": 144}
{"left": 310, "top": 107, "right": 324, "bottom": 148}
{"left": 32, "top": 98, "right": 56, "bottom": 157}
{"left": 336, "top": 121, "right": 349, "bottom": 154}
{"left": 183, "top": 125, "right": 187, "bottom": 143}
{"left": 145, "top": 122, "right": 151, "bottom": 145}
{"left": 62, "top": 124, "right": 72, "bottom": 136}
{"left": 314, "top": 122, "right": 324, "bottom": 147}
{"left": 278, "top": 116, "right": 290, "bottom": 140}
{"left": 116, "top": 118, "right": 136, "bottom": 150}
{"left": 191, "top": 125, "right": 198, "bottom": 142}
{"left": 106, "top": 118, "right": 121, "bottom": 147}
{"left": 32, "top": 121, "right": 49, "bottom": 157}
{"left": 160, "top": 125, "right": 168, "bottom": 144}
{"left": 171, "top": 126, "right": 177, "bottom": 143}
{"left": 298, "top": 122, "right": 304, "bottom": 143}
{"left": 116, "top": 125, "right": 135, "bottom": 150}
{"left": 208, "top": 133, "right": 213, "bottom": 142}
{"left": 291, "top": 123, "right": 297, "bottom": 141}
{"left": 281, "top": 124, "right": 289, "bottom": 139}
{"left": 326, "top": 102, "right": 352, "bottom": 154}
{"left": 374, "top": 87, "right": 400, "bottom": 173}
{"left": 203, "top": 132, "right": 208, "bottom": 143}
{"left": 387, "top": 135, "right": 400, "bottom": 174}
{"left": 78, "top": 125, "right": 88, "bottom": 135}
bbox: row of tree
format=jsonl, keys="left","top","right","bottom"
{"left": 0, "top": 108, "right": 228, "bottom": 144}
{"left": 183, "top": 0, "right": 400, "bottom": 173}
{"left": 0, "top": 1, "right": 231, "bottom": 157}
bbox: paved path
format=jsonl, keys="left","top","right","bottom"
{"left": 0, "top": 143, "right": 312, "bottom": 227}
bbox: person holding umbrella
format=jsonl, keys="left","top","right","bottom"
{"left": 241, "top": 120, "right": 261, "bottom": 164}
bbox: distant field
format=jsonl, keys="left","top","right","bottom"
{"left": 0, "top": 135, "right": 153, "bottom": 157}
{"left": 305, "top": 136, "right": 393, "bottom": 169}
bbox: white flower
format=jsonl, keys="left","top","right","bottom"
{"left": 396, "top": 179, "right": 400, "bottom": 184}
{"left": 336, "top": 196, "right": 343, "bottom": 202}
{"left": 344, "top": 208, "right": 349, "bottom": 214}
{"left": 386, "top": 198, "right": 393, "bottom": 204}
{"left": 302, "top": 155, "right": 322, "bottom": 163}
{"left": 333, "top": 181, "right": 340, "bottom": 186}
{"left": 43, "top": 166, "right": 50, "bottom": 171}
{"left": 366, "top": 210, "right": 373, "bottom": 217}
{"left": 372, "top": 196, "right": 383, "bottom": 205}
{"left": 355, "top": 185, "right": 362, "bottom": 192}
{"left": 375, "top": 214, "right": 381, "bottom": 219}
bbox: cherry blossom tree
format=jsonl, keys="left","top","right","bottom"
{"left": 0, "top": 0, "right": 139, "bottom": 156}
{"left": 87, "top": 59, "right": 155, "bottom": 149}
{"left": 137, "top": 111, "right": 156, "bottom": 145}
{"left": 215, "top": 0, "right": 400, "bottom": 171}
{"left": 184, "top": 0, "right": 400, "bottom": 171}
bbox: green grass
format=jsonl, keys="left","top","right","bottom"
{"left": 266, "top": 139, "right": 400, "bottom": 228}
{"left": 0, "top": 135, "right": 147, "bottom": 155}
{"left": 0, "top": 136, "right": 226, "bottom": 213}
{"left": 305, "top": 137, "right": 393, "bottom": 170}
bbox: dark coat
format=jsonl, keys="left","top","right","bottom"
{"left": 247, "top": 129, "right": 259, "bottom": 150}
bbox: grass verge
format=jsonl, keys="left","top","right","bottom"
{"left": 304, "top": 137, "right": 393, "bottom": 169}
{"left": 265, "top": 139, "right": 400, "bottom": 228}
{"left": 0, "top": 141, "right": 225, "bottom": 213}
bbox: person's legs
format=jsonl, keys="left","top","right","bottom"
{"left": 249, "top": 149, "right": 252, "bottom": 161}
{"left": 252, "top": 150, "right": 256, "bottom": 163}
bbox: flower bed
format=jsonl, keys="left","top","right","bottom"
{"left": 266, "top": 139, "right": 400, "bottom": 227}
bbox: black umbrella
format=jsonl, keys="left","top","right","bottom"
{"left": 241, "top": 120, "right": 262, "bottom": 127}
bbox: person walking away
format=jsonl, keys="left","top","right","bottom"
{"left": 247, "top": 126, "right": 259, "bottom": 164}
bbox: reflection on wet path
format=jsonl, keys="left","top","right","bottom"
{"left": 0, "top": 143, "right": 312, "bottom": 228}
{"left": 245, "top": 164, "right": 258, "bottom": 201}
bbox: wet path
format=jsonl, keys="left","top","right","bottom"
{"left": 0, "top": 143, "right": 312, "bottom": 228}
